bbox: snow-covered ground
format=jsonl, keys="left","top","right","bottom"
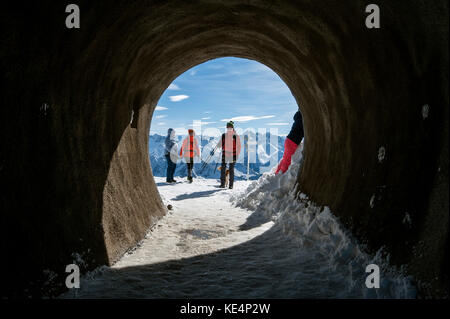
{"left": 61, "top": 147, "right": 417, "bottom": 299}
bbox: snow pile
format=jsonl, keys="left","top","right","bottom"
{"left": 232, "top": 144, "right": 417, "bottom": 298}
{"left": 231, "top": 143, "right": 304, "bottom": 221}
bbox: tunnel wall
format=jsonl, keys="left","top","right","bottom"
{"left": 0, "top": 0, "right": 448, "bottom": 297}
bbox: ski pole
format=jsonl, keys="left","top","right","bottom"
{"left": 213, "top": 149, "right": 222, "bottom": 174}
{"left": 203, "top": 142, "right": 219, "bottom": 166}
{"left": 200, "top": 143, "right": 219, "bottom": 174}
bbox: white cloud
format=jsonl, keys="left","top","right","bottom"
{"left": 155, "top": 106, "right": 168, "bottom": 111}
{"left": 258, "top": 115, "right": 276, "bottom": 119}
{"left": 157, "top": 122, "right": 166, "bottom": 126}
{"left": 204, "top": 111, "right": 211, "bottom": 114}
{"left": 169, "top": 95, "right": 189, "bottom": 102}
{"left": 201, "top": 121, "right": 216, "bottom": 125}
{"left": 268, "top": 122, "right": 290, "bottom": 126}
{"left": 168, "top": 83, "right": 179, "bottom": 90}
{"left": 202, "top": 117, "right": 211, "bottom": 120}
{"left": 190, "top": 70, "right": 197, "bottom": 76}
{"left": 220, "top": 115, "right": 275, "bottom": 122}
{"left": 155, "top": 115, "right": 167, "bottom": 119}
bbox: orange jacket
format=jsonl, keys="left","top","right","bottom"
{"left": 220, "top": 131, "right": 241, "bottom": 160}
{"left": 180, "top": 131, "right": 200, "bottom": 158}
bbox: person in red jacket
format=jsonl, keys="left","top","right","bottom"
{"left": 275, "top": 111, "right": 304, "bottom": 174}
{"left": 180, "top": 129, "right": 200, "bottom": 183}
{"left": 213, "top": 121, "right": 241, "bottom": 189}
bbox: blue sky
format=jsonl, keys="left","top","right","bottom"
{"left": 150, "top": 57, "right": 298, "bottom": 136}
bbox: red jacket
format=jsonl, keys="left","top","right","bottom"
{"left": 180, "top": 131, "right": 200, "bottom": 158}
{"left": 220, "top": 131, "right": 241, "bottom": 161}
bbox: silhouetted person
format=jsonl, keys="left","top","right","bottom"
{"left": 164, "top": 128, "right": 178, "bottom": 183}
{"left": 180, "top": 129, "right": 200, "bottom": 183}
{"left": 213, "top": 121, "right": 241, "bottom": 189}
{"left": 275, "top": 111, "right": 304, "bottom": 174}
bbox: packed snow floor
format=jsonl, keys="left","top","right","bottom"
{"left": 62, "top": 149, "right": 417, "bottom": 299}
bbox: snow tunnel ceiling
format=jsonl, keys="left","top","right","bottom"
{"left": 1, "top": 0, "right": 448, "bottom": 297}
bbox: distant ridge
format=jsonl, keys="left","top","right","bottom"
{"left": 149, "top": 133, "right": 286, "bottom": 180}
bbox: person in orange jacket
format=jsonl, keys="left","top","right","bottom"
{"left": 180, "top": 129, "right": 200, "bottom": 183}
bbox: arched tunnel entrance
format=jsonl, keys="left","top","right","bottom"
{"left": 0, "top": 1, "right": 448, "bottom": 298}
{"left": 148, "top": 56, "right": 300, "bottom": 185}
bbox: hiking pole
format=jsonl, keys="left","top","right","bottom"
{"left": 200, "top": 153, "right": 214, "bottom": 174}
{"left": 200, "top": 154, "right": 211, "bottom": 172}
{"left": 200, "top": 148, "right": 215, "bottom": 171}
{"left": 203, "top": 143, "right": 218, "bottom": 165}
{"left": 200, "top": 142, "right": 219, "bottom": 174}
{"left": 199, "top": 162, "right": 208, "bottom": 174}
{"left": 214, "top": 149, "right": 222, "bottom": 174}
{"left": 206, "top": 143, "right": 219, "bottom": 162}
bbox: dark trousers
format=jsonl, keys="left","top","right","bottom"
{"left": 220, "top": 162, "right": 235, "bottom": 187}
{"left": 165, "top": 155, "right": 176, "bottom": 181}
{"left": 186, "top": 162, "right": 194, "bottom": 179}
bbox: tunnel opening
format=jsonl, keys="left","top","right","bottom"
{"left": 101, "top": 18, "right": 360, "bottom": 276}
{"left": 148, "top": 57, "right": 301, "bottom": 193}
{"left": 75, "top": 3, "right": 449, "bottom": 293}
{"left": 1, "top": 0, "right": 447, "bottom": 298}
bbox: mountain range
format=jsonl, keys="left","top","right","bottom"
{"left": 149, "top": 132, "right": 286, "bottom": 181}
